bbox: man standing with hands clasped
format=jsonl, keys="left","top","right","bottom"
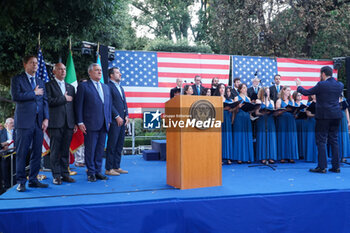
{"left": 11, "top": 55, "right": 49, "bottom": 192}
{"left": 296, "top": 66, "right": 343, "bottom": 173}
{"left": 75, "top": 63, "right": 111, "bottom": 182}
{"left": 105, "top": 67, "right": 129, "bottom": 176}
{"left": 46, "top": 63, "right": 76, "bottom": 185}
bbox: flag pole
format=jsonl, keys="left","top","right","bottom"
{"left": 69, "top": 36, "right": 72, "bottom": 51}
{"left": 38, "top": 32, "right": 41, "bottom": 48}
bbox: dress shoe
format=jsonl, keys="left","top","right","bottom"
{"left": 329, "top": 167, "right": 341, "bottom": 173}
{"left": 28, "top": 181, "right": 49, "bottom": 188}
{"left": 16, "top": 184, "right": 26, "bottom": 192}
{"left": 87, "top": 175, "right": 97, "bottom": 182}
{"left": 53, "top": 177, "right": 62, "bottom": 185}
{"left": 95, "top": 173, "right": 108, "bottom": 180}
{"left": 62, "top": 176, "right": 76, "bottom": 183}
{"left": 105, "top": 170, "right": 120, "bottom": 176}
{"left": 309, "top": 167, "right": 326, "bottom": 173}
{"left": 75, "top": 162, "right": 85, "bottom": 167}
{"left": 289, "top": 159, "right": 295, "bottom": 163}
{"left": 114, "top": 168, "right": 128, "bottom": 174}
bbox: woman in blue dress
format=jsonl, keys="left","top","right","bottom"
{"left": 275, "top": 86, "right": 299, "bottom": 163}
{"left": 254, "top": 87, "right": 277, "bottom": 164}
{"left": 292, "top": 91, "right": 307, "bottom": 160}
{"left": 327, "top": 96, "right": 350, "bottom": 161}
{"left": 304, "top": 95, "right": 318, "bottom": 162}
{"left": 215, "top": 84, "right": 234, "bottom": 164}
{"left": 232, "top": 83, "right": 254, "bottom": 164}
{"left": 339, "top": 96, "right": 350, "bottom": 161}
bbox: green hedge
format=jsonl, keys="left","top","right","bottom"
{"left": 124, "top": 137, "right": 166, "bottom": 147}
{"left": 145, "top": 39, "right": 213, "bottom": 54}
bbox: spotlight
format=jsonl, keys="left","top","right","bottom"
{"left": 108, "top": 46, "right": 116, "bottom": 61}
{"left": 81, "top": 41, "right": 96, "bottom": 56}
{"left": 333, "top": 57, "right": 344, "bottom": 70}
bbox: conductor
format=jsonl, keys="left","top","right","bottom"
{"left": 296, "top": 66, "right": 344, "bottom": 173}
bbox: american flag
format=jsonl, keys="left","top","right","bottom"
{"left": 36, "top": 48, "right": 50, "bottom": 155}
{"left": 232, "top": 55, "right": 277, "bottom": 87}
{"left": 109, "top": 51, "right": 231, "bottom": 118}
{"left": 232, "top": 56, "right": 337, "bottom": 100}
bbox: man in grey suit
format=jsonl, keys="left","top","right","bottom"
{"left": 46, "top": 63, "right": 76, "bottom": 185}
{"left": 105, "top": 67, "right": 129, "bottom": 176}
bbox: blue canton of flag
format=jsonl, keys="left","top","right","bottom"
{"left": 232, "top": 56, "right": 278, "bottom": 87}
{"left": 108, "top": 51, "right": 158, "bottom": 87}
{"left": 36, "top": 48, "right": 49, "bottom": 83}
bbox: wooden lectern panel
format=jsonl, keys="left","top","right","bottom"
{"left": 166, "top": 95, "right": 223, "bottom": 189}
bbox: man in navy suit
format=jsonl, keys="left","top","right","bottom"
{"left": 11, "top": 55, "right": 49, "bottom": 192}
{"left": 192, "top": 75, "right": 205, "bottom": 95}
{"left": 75, "top": 63, "right": 111, "bottom": 182}
{"left": 105, "top": 67, "right": 129, "bottom": 176}
{"left": 296, "top": 66, "right": 344, "bottom": 173}
{"left": 247, "top": 77, "right": 261, "bottom": 102}
{"left": 231, "top": 77, "right": 241, "bottom": 98}
{"left": 46, "top": 63, "right": 76, "bottom": 185}
{"left": 269, "top": 74, "right": 283, "bottom": 103}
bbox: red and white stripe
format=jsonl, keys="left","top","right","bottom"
{"left": 42, "top": 129, "right": 50, "bottom": 156}
{"left": 277, "top": 58, "right": 337, "bottom": 101}
{"left": 126, "top": 52, "right": 231, "bottom": 118}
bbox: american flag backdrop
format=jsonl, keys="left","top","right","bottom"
{"left": 109, "top": 51, "right": 231, "bottom": 118}
{"left": 232, "top": 56, "right": 337, "bottom": 100}
{"left": 36, "top": 48, "right": 50, "bottom": 155}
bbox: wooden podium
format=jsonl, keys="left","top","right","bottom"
{"left": 165, "top": 95, "right": 223, "bottom": 189}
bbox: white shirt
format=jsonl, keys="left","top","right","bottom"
{"left": 55, "top": 78, "right": 66, "bottom": 95}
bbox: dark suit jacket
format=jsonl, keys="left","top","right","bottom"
{"left": 75, "top": 79, "right": 112, "bottom": 131}
{"left": 170, "top": 87, "right": 181, "bottom": 98}
{"left": 247, "top": 86, "right": 260, "bottom": 101}
{"left": 297, "top": 77, "right": 343, "bottom": 119}
{"left": 192, "top": 84, "right": 205, "bottom": 95}
{"left": 45, "top": 80, "right": 75, "bottom": 129}
{"left": 108, "top": 81, "right": 128, "bottom": 121}
{"left": 269, "top": 85, "right": 283, "bottom": 103}
{"left": 231, "top": 87, "right": 239, "bottom": 99}
{"left": 11, "top": 72, "right": 49, "bottom": 129}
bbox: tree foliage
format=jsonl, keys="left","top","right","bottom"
{"left": 0, "top": 0, "right": 135, "bottom": 86}
{"left": 131, "top": 0, "right": 193, "bottom": 41}
{"left": 202, "top": 0, "right": 350, "bottom": 59}
{"left": 145, "top": 38, "right": 212, "bottom": 53}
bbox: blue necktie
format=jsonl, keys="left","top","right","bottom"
{"left": 255, "top": 87, "right": 258, "bottom": 94}
{"left": 96, "top": 82, "right": 104, "bottom": 103}
{"left": 277, "top": 85, "right": 280, "bottom": 93}
{"left": 197, "top": 86, "right": 200, "bottom": 95}
{"left": 30, "top": 77, "right": 35, "bottom": 90}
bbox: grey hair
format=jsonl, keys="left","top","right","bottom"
{"left": 88, "top": 63, "right": 100, "bottom": 73}
{"left": 5, "top": 117, "right": 14, "bottom": 124}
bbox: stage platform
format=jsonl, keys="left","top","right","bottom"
{"left": 1, "top": 155, "right": 350, "bottom": 233}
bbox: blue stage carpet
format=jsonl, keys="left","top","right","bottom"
{"left": 1, "top": 155, "right": 350, "bottom": 233}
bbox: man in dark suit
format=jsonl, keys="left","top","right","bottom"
{"left": 45, "top": 63, "right": 76, "bottom": 185}
{"left": 247, "top": 77, "right": 261, "bottom": 102}
{"left": 75, "top": 63, "right": 112, "bottom": 182}
{"left": 170, "top": 78, "right": 183, "bottom": 98}
{"left": 296, "top": 66, "right": 344, "bottom": 173}
{"left": 269, "top": 74, "right": 283, "bottom": 103}
{"left": 105, "top": 67, "right": 129, "bottom": 176}
{"left": 0, "top": 117, "right": 15, "bottom": 190}
{"left": 192, "top": 75, "right": 205, "bottom": 95}
{"left": 210, "top": 77, "right": 219, "bottom": 96}
{"left": 231, "top": 77, "right": 241, "bottom": 98}
{"left": 11, "top": 55, "right": 49, "bottom": 192}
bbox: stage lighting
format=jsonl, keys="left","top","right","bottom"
{"left": 108, "top": 46, "right": 116, "bottom": 61}
{"left": 81, "top": 41, "right": 96, "bottom": 56}
{"left": 333, "top": 57, "right": 345, "bottom": 70}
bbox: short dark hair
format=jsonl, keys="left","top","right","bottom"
{"left": 233, "top": 77, "right": 241, "bottom": 83}
{"left": 183, "top": 84, "right": 192, "bottom": 94}
{"left": 320, "top": 66, "right": 333, "bottom": 77}
{"left": 108, "top": 67, "right": 120, "bottom": 78}
{"left": 194, "top": 75, "right": 201, "bottom": 81}
{"left": 23, "top": 55, "right": 37, "bottom": 64}
{"left": 274, "top": 74, "right": 281, "bottom": 79}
